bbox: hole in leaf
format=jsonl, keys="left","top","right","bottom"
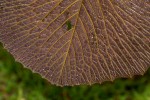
{"left": 66, "top": 21, "right": 72, "bottom": 30}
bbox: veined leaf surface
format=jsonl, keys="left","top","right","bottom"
{"left": 0, "top": 0, "right": 150, "bottom": 86}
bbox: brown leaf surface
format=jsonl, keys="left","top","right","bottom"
{"left": 0, "top": 0, "right": 150, "bottom": 86}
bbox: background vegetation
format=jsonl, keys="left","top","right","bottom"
{"left": 0, "top": 43, "right": 150, "bottom": 100}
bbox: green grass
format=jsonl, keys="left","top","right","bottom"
{"left": 0, "top": 43, "right": 150, "bottom": 100}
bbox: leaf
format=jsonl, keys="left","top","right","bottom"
{"left": 0, "top": 0, "right": 150, "bottom": 86}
